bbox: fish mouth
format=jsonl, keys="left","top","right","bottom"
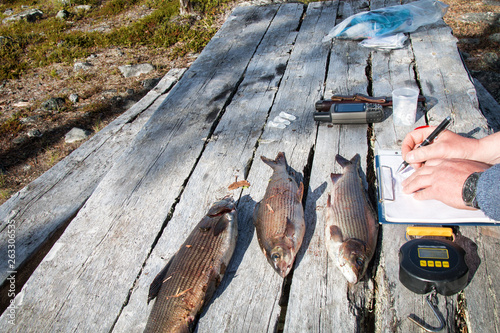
{"left": 275, "top": 264, "right": 292, "bottom": 278}
{"left": 338, "top": 262, "right": 359, "bottom": 284}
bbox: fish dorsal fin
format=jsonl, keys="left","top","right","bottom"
{"left": 330, "top": 173, "right": 342, "bottom": 185}
{"left": 213, "top": 216, "right": 229, "bottom": 236}
{"left": 297, "top": 182, "right": 304, "bottom": 201}
{"left": 148, "top": 256, "right": 174, "bottom": 303}
{"left": 329, "top": 225, "right": 343, "bottom": 243}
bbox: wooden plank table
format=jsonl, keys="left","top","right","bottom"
{"left": 1, "top": 1, "right": 498, "bottom": 332}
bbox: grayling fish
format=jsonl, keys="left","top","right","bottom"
{"left": 144, "top": 196, "right": 238, "bottom": 333}
{"left": 254, "top": 152, "right": 305, "bottom": 278}
{"left": 325, "top": 154, "right": 378, "bottom": 284}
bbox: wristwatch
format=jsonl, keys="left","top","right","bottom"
{"left": 462, "top": 172, "right": 482, "bottom": 209}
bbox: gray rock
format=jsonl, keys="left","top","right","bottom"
{"left": 65, "top": 128, "right": 91, "bottom": 143}
{"left": 484, "top": 52, "right": 500, "bottom": 70}
{"left": 69, "top": 93, "right": 79, "bottom": 103}
{"left": 459, "top": 38, "right": 480, "bottom": 45}
{"left": 142, "top": 77, "right": 161, "bottom": 90}
{"left": 56, "top": 10, "right": 69, "bottom": 20}
{"left": 73, "top": 61, "right": 93, "bottom": 71}
{"left": 123, "top": 99, "right": 137, "bottom": 110}
{"left": 2, "top": 9, "right": 43, "bottom": 24}
{"left": 75, "top": 5, "right": 92, "bottom": 12}
{"left": 3, "top": 9, "right": 13, "bottom": 16}
{"left": 483, "top": 0, "right": 500, "bottom": 5}
{"left": 459, "top": 12, "right": 500, "bottom": 25}
{"left": 489, "top": 33, "right": 500, "bottom": 43}
{"left": 19, "top": 115, "right": 41, "bottom": 124}
{"left": 118, "top": 63, "right": 154, "bottom": 78}
{"left": 27, "top": 129, "right": 42, "bottom": 138}
{"left": 42, "top": 97, "right": 65, "bottom": 111}
{"left": 12, "top": 136, "right": 27, "bottom": 145}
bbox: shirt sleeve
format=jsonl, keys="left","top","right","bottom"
{"left": 477, "top": 163, "right": 500, "bottom": 221}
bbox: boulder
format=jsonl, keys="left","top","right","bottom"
{"left": 2, "top": 9, "right": 43, "bottom": 24}
{"left": 118, "top": 63, "right": 154, "bottom": 78}
{"left": 65, "top": 128, "right": 91, "bottom": 143}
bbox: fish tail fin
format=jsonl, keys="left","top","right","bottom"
{"left": 335, "top": 154, "right": 361, "bottom": 168}
{"left": 261, "top": 152, "right": 287, "bottom": 170}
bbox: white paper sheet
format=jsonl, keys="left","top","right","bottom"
{"left": 376, "top": 150, "right": 497, "bottom": 224}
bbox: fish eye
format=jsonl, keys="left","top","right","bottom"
{"left": 356, "top": 257, "right": 364, "bottom": 267}
{"left": 272, "top": 253, "right": 281, "bottom": 261}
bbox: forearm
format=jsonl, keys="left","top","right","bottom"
{"left": 472, "top": 132, "right": 500, "bottom": 165}
{"left": 477, "top": 164, "right": 500, "bottom": 221}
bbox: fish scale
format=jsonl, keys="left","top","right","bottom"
{"left": 325, "top": 154, "right": 378, "bottom": 284}
{"left": 254, "top": 152, "right": 305, "bottom": 278}
{"left": 144, "top": 197, "right": 237, "bottom": 333}
{"left": 332, "top": 171, "right": 369, "bottom": 238}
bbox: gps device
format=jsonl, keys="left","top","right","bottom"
{"left": 313, "top": 103, "right": 384, "bottom": 124}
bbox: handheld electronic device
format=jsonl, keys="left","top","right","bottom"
{"left": 313, "top": 103, "right": 384, "bottom": 124}
{"left": 399, "top": 238, "right": 468, "bottom": 296}
{"left": 398, "top": 227, "right": 468, "bottom": 331}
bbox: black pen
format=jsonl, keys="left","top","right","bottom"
{"left": 397, "top": 116, "right": 452, "bottom": 173}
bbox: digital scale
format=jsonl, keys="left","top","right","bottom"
{"left": 398, "top": 227, "right": 469, "bottom": 332}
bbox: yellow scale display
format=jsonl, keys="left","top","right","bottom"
{"left": 399, "top": 227, "right": 468, "bottom": 296}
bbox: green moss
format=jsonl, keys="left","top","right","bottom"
{"left": 0, "top": 113, "right": 25, "bottom": 136}
{"left": 0, "top": 0, "right": 236, "bottom": 81}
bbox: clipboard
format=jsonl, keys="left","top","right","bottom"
{"left": 376, "top": 150, "right": 498, "bottom": 225}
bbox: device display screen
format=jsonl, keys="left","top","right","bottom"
{"left": 334, "top": 103, "right": 365, "bottom": 113}
{"left": 418, "top": 247, "right": 449, "bottom": 260}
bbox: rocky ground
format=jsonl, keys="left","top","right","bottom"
{"left": 0, "top": 0, "right": 499, "bottom": 204}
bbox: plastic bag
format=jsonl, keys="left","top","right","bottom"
{"left": 322, "top": 0, "right": 448, "bottom": 42}
{"left": 359, "top": 33, "right": 408, "bottom": 49}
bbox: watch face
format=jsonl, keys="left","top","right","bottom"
{"left": 462, "top": 173, "right": 480, "bottom": 207}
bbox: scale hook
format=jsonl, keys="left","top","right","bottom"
{"left": 408, "top": 290, "right": 446, "bottom": 332}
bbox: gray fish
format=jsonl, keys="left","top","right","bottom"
{"left": 254, "top": 152, "right": 305, "bottom": 278}
{"left": 144, "top": 196, "right": 238, "bottom": 333}
{"left": 325, "top": 154, "right": 378, "bottom": 284}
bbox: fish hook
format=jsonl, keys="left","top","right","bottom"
{"left": 408, "top": 289, "right": 446, "bottom": 332}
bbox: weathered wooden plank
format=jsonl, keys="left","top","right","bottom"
{"left": 473, "top": 78, "right": 500, "bottom": 132}
{"left": 369, "top": 1, "right": 459, "bottom": 332}
{"left": 0, "top": 6, "right": 278, "bottom": 332}
{"left": 195, "top": 2, "right": 337, "bottom": 332}
{"left": 284, "top": 0, "right": 376, "bottom": 331}
{"left": 0, "top": 68, "right": 185, "bottom": 302}
{"left": 411, "top": 22, "right": 489, "bottom": 136}
{"left": 410, "top": 13, "right": 495, "bottom": 333}
{"left": 457, "top": 227, "right": 500, "bottom": 333}
{"left": 111, "top": 3, "right": 303, "bottom": 331}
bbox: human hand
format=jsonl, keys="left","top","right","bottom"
{"left": 401, "top": 128, "right": 478, "bottom": 169}
{"left": 401, "top": 159, "right": 490, "bottom": 210}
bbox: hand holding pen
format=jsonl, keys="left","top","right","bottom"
{"left": 398, "top": 116, "right": 452, "bottom": 173}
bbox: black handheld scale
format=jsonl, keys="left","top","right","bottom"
{"left": 399, "top": 238, "right": 468, "bottom": 296}
{"left": 398, "top": 227, "right": 469, "bottom": 332}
